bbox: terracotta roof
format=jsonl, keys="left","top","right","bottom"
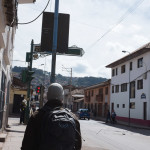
{"left": 106, "top": 42, "right": 150, "bottom": 68}
{"left": 84, "top": 79, "right": 110, "bottom": 90}
{"left": 12, "top": 77, "right": 27, "bottom": 89}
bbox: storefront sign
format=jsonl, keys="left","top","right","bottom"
{"left": 141, "top": 93, "right": 146, "bottom": 99}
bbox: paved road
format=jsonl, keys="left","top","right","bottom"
{"left": 80, "top": 119, "right": 150, "bottom": 150}
{"left": 2, "top": 117, "right": 150, "bottom": 150}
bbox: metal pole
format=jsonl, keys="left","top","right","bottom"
{"left": 25, "top": 39, "right": 34, "bottom": 123}
{"left": 40, "top": 85, "right": 44, "bottom": 108}
{"left": 50, "top": 0, "right": 59, "bottom": 83}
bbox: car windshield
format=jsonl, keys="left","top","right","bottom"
{"left": 79, "top": 109, "right": 89, "bottom": 112}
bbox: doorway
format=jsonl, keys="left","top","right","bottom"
{"left": 13, "top": 94, "right": 24, "bottom": 114}
{"left": 111, "top": 102, "right": 114, "bottom": 112}
{"left": 143, "top": 102, "right": 147, "bottom": 120}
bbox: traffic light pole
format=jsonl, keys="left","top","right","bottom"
{"left": 50, "top": 0, "right": 59, "bottom": 83}
{"left": 25, "top": 39, "right": 34, "bottom": 123}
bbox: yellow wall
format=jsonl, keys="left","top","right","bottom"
{"left": 9, "top": 87, "right": 27, "bottom": 114}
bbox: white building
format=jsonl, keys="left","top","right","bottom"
{"left": 0, "top": 0, "right": 36, "bottom": 130}
{"left": 106, "top": 42, "right": 150, "bottom": 127}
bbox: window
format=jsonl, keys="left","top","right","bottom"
{"left": 130, "top": 102, "right": 135, "bottom": 109}
{"left": 130, "top": 81, "right": 135, "bottom": 98}
{"left": 99, "top": 89, "right": 103, "bottom": 94}
{"left": 137, "top": 58, "right": 143, "bottom": 68}
{"left": 85, "top": 92, "right": 87, "bottom": 96}
{"left": 137, "top": 79, "right": 143, "bottom": 90}
{"left": 112, "top": 86, "right": 114, "bottom": 93}
{"left": 91, "top": 90, "right": 94, "bottom": 96}
{"left": 130, "top": 62, "right": 132, "bottom": 70}
{"left": 112, "top": 69, "right": 115, "bottom": 76}
{"left": 122, "top": 104, "right": 125, "bottom": 108}
{"left": 115, "top": 85, "right": 119, "bottom": 93}
{"left": 121, "top": 65, "right": 125, "bottom": 73}
{"left": 116, "top": 68, "right": 118, "bottom": 75}
{"left": 105, "top": 87, "right": 108, "bottom": 95}
{"left": 117, "top": 104, "right": 119, "bottom": 108}
{"left": 121, "top": 83, "right": 127, "bottom": 92}
{"left": 88, "top": 91, "right": 90, "bottom": 96}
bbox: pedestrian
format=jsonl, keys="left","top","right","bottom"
{"left": 21, "top": 83, "right": 82, "bottom": 150}
{"left": 105, "top": 110, "right": 111, "bottom": 123}
{"left": 20, "top": 99, "right": 27, "bottom": 124}
{"left": 29, "top": 104, "right": 36, "bottom": 117}
{"left": 111, "top": 109, "right": 117, "bottom": 124}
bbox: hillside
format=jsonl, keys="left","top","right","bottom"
{"left": 12, "top": 66, "right": 108, "bottom": 88}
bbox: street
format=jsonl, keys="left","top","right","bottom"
{"left": 2, "top": 117, "right": 150, "bottom": 150}
{"left": 80, "top": 119, "right": 150, "bottom": 150}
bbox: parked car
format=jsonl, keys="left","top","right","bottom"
{"left": 77, "top": 109, "right": 90, "bottom": 120}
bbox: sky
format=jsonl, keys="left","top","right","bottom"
{"left": 13, "top": 0, "right": 150, "bottom": 79}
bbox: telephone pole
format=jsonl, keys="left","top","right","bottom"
{"left": 62, "top": 65, "right": 72, "bottom": 109}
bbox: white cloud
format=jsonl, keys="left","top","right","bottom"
{"left": 13, "top": 0, "right": 150, "bottom": 79}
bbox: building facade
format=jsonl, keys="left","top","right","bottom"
{"left": 71, "top": 88, "right": 84, "bottom": 112}
{"left": 106, "top": 42, "right": 150, "bottom": 127}
{"left": 10, "top": 77, "right": 27, "bottom": 115}
{"left": 84, "top": 80, "right": 110, "bottom": 118}
{"left": 0, "top": 0, "right": 36, "bottom": 130}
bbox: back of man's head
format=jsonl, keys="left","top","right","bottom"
{"left": 47, "top": 83, "right": 64, "bottom": 101}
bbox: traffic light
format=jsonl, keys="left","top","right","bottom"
{"left": 36, "top": 86, "right": 41, "bottom": 93}
{"left": 27, "top": 70, "right": 35, "bottom": 82}
{"left": 21, "top": 69, "right": 35, "bottom": 83}
{"left": 21, "top": 70, "right": 28, "bottom": 83}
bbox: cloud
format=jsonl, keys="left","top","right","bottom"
{"left": 13, "top": 0, "right": 150, "bottom": 78}
{"left": 73, "top": 64, "right": 87, "bottom": 74}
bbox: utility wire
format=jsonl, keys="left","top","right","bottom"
{"left": 17, "top": 0, "right": 50, "bottom": 25}
{"left": 87, "top": 0, "right": 145, "bottom": 50}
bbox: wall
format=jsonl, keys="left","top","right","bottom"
{"left": 110, "top": 52, "right": 150, "bottom": 121}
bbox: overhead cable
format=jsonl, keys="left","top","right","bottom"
{"left": 17, "top": 0, "right": 50, "bottom": 25}
{"left": 87, "top": 0, "right": 145, "bottom": 49}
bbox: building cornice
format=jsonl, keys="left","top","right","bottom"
{"left": 84, "top": 79, "right": 110, "bottom": 90}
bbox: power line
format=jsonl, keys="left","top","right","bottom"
{"left": 87, "top": 0, "right": 145, "bottom": 50}
{"left": 17, "top": 0, "right": 51, "bottom": 25}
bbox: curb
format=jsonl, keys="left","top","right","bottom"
{"left": 91, "top": 117, "right": 150, "bottom": 130}
{"left": 0, "top": 133, "right": 7, "bottom": 150}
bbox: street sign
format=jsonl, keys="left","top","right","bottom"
{"left": 32, "top": 44, "right": 84, "bottom": 57}
{"left": 26, "top": 52, "right": 32, "bottom": 62}
{"left": 65, "top": 46, "right": 85, "bottom": 56}
{"left": 41, "top": 12, "right": 70, "bottom": 53}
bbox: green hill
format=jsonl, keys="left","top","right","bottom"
{"left": 12, "top": 66, "right": 108, "bottom": 88}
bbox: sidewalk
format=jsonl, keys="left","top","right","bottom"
{"left": 91, "top": 116, "right": 150, "bottom": 130}
{"left": 1, "top": 117, "right": 26, "bottom": 150}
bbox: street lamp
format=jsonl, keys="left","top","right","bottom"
{"left": 122, "top": 50, "right": 131, "bottom": 126}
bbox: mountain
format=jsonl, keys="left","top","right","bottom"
{"left": 12, "top": 66, "right": 108, "bottom": 88}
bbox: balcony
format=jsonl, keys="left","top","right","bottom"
{"left": 96, "top": 94, "right": 103, "bottom": 102}
{"left": 18, "top": 0, "right": 36, "bottom": 4}
{"left": 85, "top": 96, "right": 90, "bottom": 102}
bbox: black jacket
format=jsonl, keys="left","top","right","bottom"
{"left": 21, "top": 100, "right": 82, "bottom": 150}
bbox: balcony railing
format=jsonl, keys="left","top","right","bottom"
{"left": 96, "top": 94, "right": 103, "bottom": 102}
{"left": 85, "top": 96, "right": 90, "bottom": 102}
